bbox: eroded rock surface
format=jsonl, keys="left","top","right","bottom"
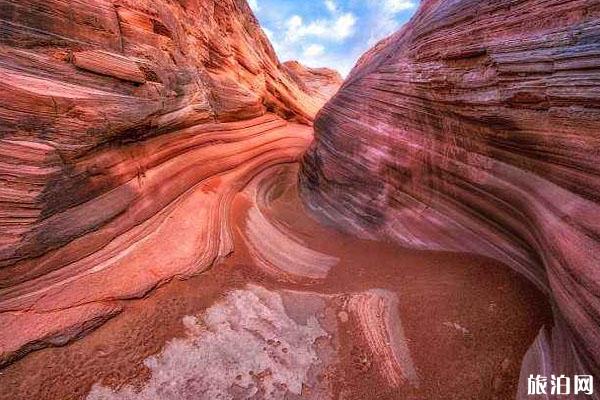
{"left": 300, "top": 0, "right": 600, "bottom": 395}
{"left": 0, "top": 0, "right": 332, "bottom": 366}
{"left": 0, "top": 162, "right": 552, "bottom": 400}
{"left": 283, "top": 61, "right": 343, "bottom": 109}
{"left": 242, "top": 167, "right": 339, "bottom": 282}
{"left": 347, "top": 289, "right": 418, "bottom": 389}
{"left": 0, "top": 0, "right": 577, "bottom": 398}
{"left": 87, "top": 285, "right": 333, "bottom": 400}
{"left": 84, "top": 285, "right": 422, "bottom": 400}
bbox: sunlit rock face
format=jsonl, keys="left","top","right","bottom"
{"left": 283, "top": 61, "right": 343, "bottom": 109}
{"left": 0, "top": 0, "right": 329, "bottom": 366}
{"left": 300, "top": 0, "right": 600, "bottom": 393}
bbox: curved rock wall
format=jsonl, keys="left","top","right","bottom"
{"left": 0, "top": 0, "right": 333, "bottom": 365}
{"left": 300, "top": 0, "right": 600, "bottom": 393}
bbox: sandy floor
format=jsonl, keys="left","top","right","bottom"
{"left": 0, "top": 164, "right": 552, "bottom": 400}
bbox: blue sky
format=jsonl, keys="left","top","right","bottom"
{"left": 248, "top": 0, "right": 419, "bottom": 76}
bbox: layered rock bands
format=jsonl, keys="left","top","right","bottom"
{"left": 0, "top": 0, "right": 339, "bottom": 366}
{"left": 283, "top": 61, "right": 343, "bottom": 112}
{"left": 300, "top": 0, "right": 600, "bottom": 396}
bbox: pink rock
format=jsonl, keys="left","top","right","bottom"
{"left": 300, "top": 0, "right": 600, "bottom": 392}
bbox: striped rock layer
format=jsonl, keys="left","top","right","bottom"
{"left": 0, "top": 0, "right": 338, "bottom": 366}
{"left": 283, "top": 61, "right": 343, "bottom": 110}
{"left": 300, "top": 0, "right": 600, "bottom": 395}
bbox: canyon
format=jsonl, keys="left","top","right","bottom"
{"left": 0, "top": 0, "right": 598, "bottom": 399}
{"left": 301, "top": 0, "right": 600, "bottom": 397}
{"left": 0, "top": 0, "right": 332, "bottom": 368}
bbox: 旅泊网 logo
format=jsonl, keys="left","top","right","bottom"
{"left": 527, "top": 374, "right": 594, "bottom": 396}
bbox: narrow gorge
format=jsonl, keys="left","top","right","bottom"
{"left": 0, "top": 0, "right": 598, "bottom": 399}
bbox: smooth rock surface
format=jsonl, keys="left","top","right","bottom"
{"left": 300, "top": 0, "right": 600, "bottom": 395}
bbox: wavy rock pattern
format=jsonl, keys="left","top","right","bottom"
{"left": 300, "top": 0, "right": 600, "bottom": 393}
{"left": 242, "top": 167, "right": 339, "bottom": 282}
{"left": 347, "top": 289, "right": 418, "bottom": 388}
{"left": 0, "top": 0, "right": 337, "bottom": 366}
{"left": 283, "top": 61, "right": 343, "bottom": 108}
{"left": 0, "top": 115, "right": 312, "bottom": 366}
{"left": 0, "top": 142, "right": 554, "bottom": 399}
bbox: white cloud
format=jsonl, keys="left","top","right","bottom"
{"left": 262, "top": 13, "right": 355, "bottom": 77}
{"left": 256, "top": 0, "right": 419, "bottom": 78}
{"left": 324, "top": 0, "right": 337, "bottom": 13}
{"left": 263, "top": 27, "right": 274, "bottom": 39}
{"left": 263, "top": 27, "right": 286, "bottom": 57}
{"left": 303, "top": 44, "right": 325, "bottom": 57}
{"left": 284, "top": 13, "right": 356, "bottom": 42}
{"left": 332, "top": 13, "right": 357, "bottom": 40}
{"left": 248, "top": 0, "right": 259, "bottom": 11}
{"left": 364, "top": 0, "right": 417, "bottom": 46}
{"left": 384, "top": 0, "right": 417, "bottom": 13}
{"left": 287, "top": 15, "right": 303, "bottom": 32}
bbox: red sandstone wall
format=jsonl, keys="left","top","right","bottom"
{"left": 283, "top": 61, "right": 343, "bottom": 109}
{"left": 0, "top": 0, "right": 329, "bottom": 365}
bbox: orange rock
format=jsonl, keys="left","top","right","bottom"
{"left": 0, "top": 0, "right": 335, "bottom": 365}
{"left": 347, "top": 289, "right": 418, "bottom": 388}
{"left": 283, "top": 61, "right": 343, "bottom": 109}
{"left": 72, "top": 50, "right": 147, "bottom": 83}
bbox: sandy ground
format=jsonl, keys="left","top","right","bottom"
{"left": 0, "top": 164, "right": 552, "bottom": 400}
